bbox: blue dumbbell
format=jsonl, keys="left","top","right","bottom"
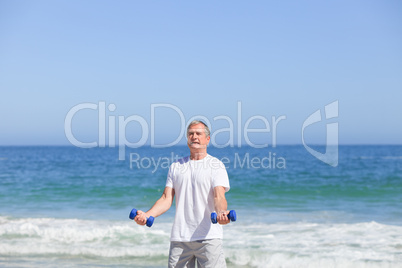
{"left": 129, "top": 208, "right": 154, "bottom": 227}
{"left": 211, "top": 210, "right": 237, "bottom": 224}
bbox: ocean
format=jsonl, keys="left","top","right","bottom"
{"left": 0, "top": 145, "right": 401, "bottom": 267}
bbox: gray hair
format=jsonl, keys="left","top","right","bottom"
{"left": 187, "top": 120, "right": 210, "bottom": 137}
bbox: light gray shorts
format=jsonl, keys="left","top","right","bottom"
{"left": 168, "top": 239, "right": 226, "bottom": 268}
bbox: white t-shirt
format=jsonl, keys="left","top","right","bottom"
{"left": 165, "top": 154, "right": 230, "bottom": 242}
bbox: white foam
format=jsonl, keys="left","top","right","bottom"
{"left": 224, "top": 221, "right": 402, "bottom": 267}
{"left": 1, "top": 216, "right": 401, "bottom": 267}
{"left": 0, "top": 216, "right": 171, "bottom": 258}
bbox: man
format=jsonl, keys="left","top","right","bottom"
{"left": 134, "top": 120, "right": 231, "bottom": 267}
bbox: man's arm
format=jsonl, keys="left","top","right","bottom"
{"left": 214, "top": 186, "right": 230, "bottom": 225}
{"left": 134, "top": 186, "right": 175, "bottom": 226}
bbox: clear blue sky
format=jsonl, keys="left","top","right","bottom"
{"left": 1, "top": 0, "right": 401, "bottom": 146}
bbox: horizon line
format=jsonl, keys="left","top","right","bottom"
{"left": 1, "top": 144, "right": 401, "bottom": 147}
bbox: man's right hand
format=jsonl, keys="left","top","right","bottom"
{"left": 134, "top": 210, "right": 148, "bottom": 226}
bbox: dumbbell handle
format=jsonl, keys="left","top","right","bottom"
{"left": 211, "top": 210, "right": 237, "bottom": 224}
{"left": 129, "top": 208, "right": 154, "bottom": 227}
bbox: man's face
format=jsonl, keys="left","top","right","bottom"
{"left": 187, "top": 123, "right": 210, "bottom": 150}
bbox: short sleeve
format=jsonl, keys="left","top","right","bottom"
{"left": 166, "top": 163, "right": 174, "bottom": 188}
{"left": 211, "top": 158, "right": 230, "bottom": 192}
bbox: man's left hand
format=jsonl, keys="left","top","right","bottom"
{"left": 217, "top": 210, "right": 231, "bottom": 225}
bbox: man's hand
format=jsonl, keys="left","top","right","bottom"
{"left": 217, "top": 210, "right": 231, "bottom": 225}
{"left": 134, "top": 210, "right": 149, "bottom": 226}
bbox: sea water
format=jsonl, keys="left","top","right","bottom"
{"left": 0, "top": 145, "right": 401, "bottom": 267}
